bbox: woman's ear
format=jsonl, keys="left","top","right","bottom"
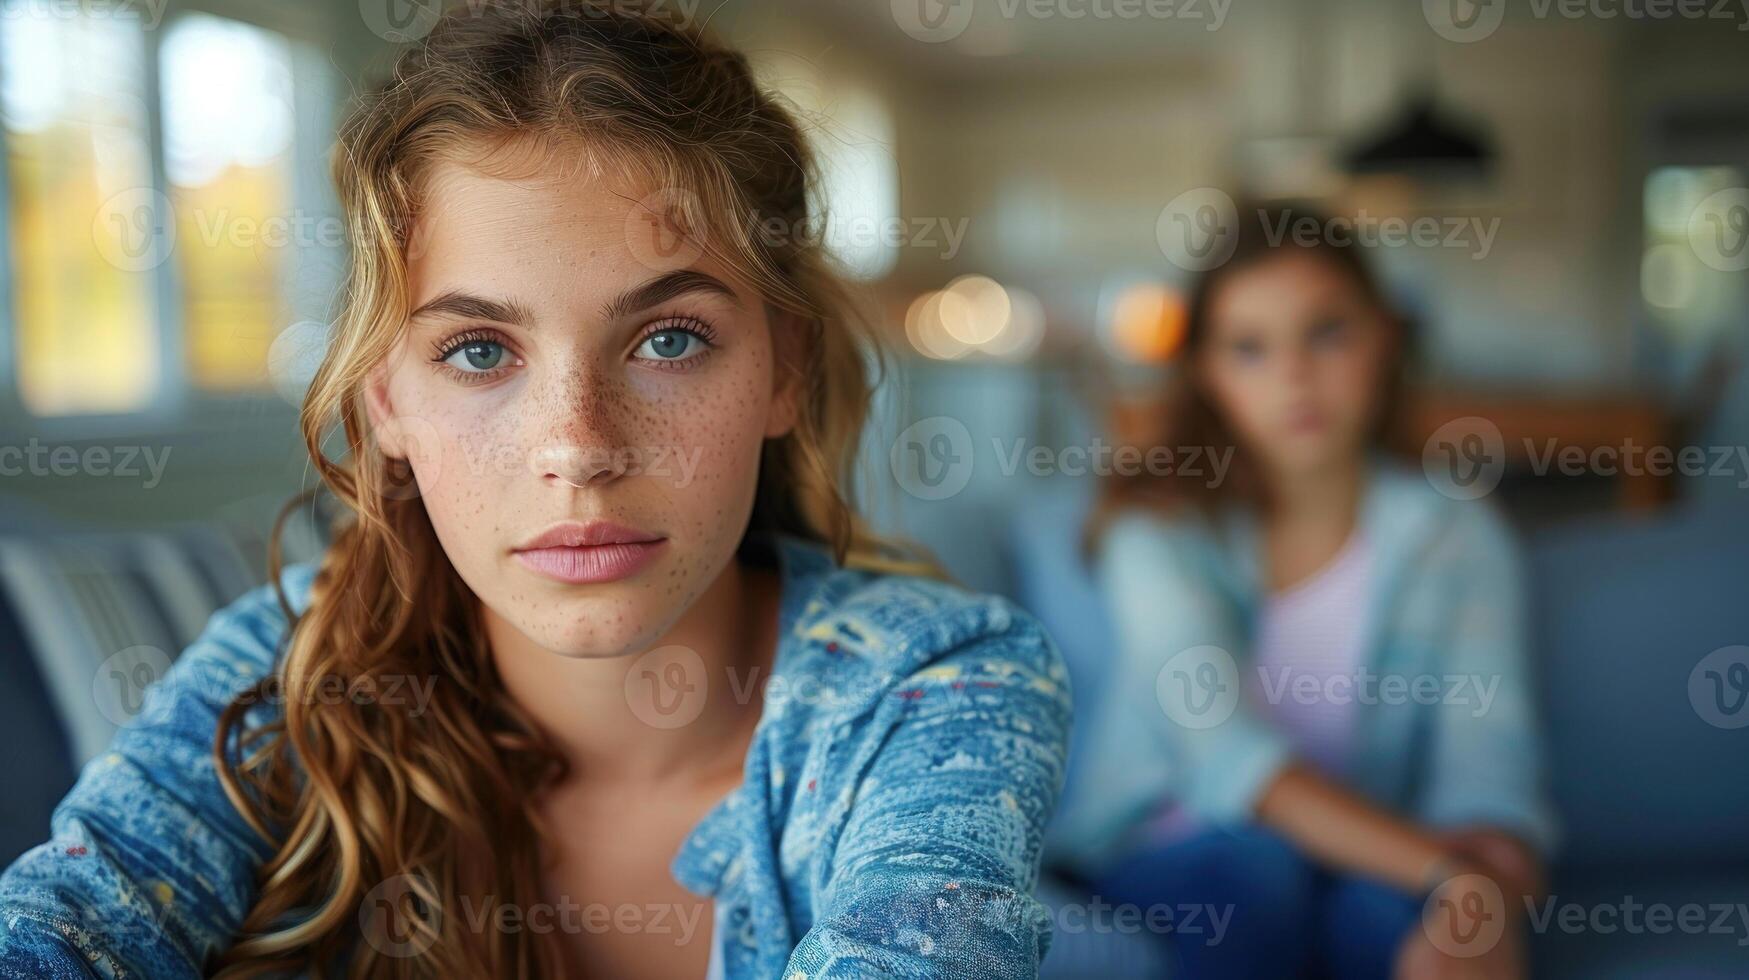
{"left": 363, "top": 363, "right": 406, "bottom": 458}
{"left": 764, "top": 310, "right": 805, "bottom": 440}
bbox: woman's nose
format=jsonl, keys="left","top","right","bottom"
{"left": 529, "top": 369, "right": 632, "bottom": 488}
{"left": 533, "top": 443, "right": 627, "bottom": 488}
{"left": 1282, "top": 346, "right": 1316, "bottom": 384}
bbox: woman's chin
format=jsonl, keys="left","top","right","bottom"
{"left": 504, "top": 599, "right": 680, "bottom": 660}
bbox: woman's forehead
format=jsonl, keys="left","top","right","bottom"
{"left": 404, "top": 159, "right": 756, "bottom": 315}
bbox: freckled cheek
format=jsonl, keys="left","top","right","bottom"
{"left": 627, "top": 363, "right": 770, "bottom": 460}
{"left": 386, "top": 375, "right": 527, "bottom": 508}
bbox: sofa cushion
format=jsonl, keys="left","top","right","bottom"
{"left": 0, "top": 506, "right": 327, "bottom": 866}
{"left": 1005, "top": 480, "right": 1120, "bottom": 856}
{"left": 0, "top": 583, "right": 75, "bottom": 868}
{"left": 1529, "top": 502, "right": 1749, "bottom": 871}
{"left": 1528, "top": 867, "right": 1749, "bottom": 979}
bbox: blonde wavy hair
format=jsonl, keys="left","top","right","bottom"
{"left": 211, "top": 2, "right": 907, "bottom": 976}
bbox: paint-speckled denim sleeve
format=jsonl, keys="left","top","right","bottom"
{"left": 0, "top": 577, "right": 299, "bottom": 979}
{"left": 784, "top": 605, "right": 1073, "bottom": 979}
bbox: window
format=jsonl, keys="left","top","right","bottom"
{"left": 1642, "top": 165, "right": 1748, "bottom": 347}
{"left": 161, "top": 14, "right": 299, "bottom": 391}
{"left": 749, "top": 50, "right": 900, "bottom": 282}
{"left": 2, "top": 8, "right": 159, "bottom": 415}
{"left": 1, "top": 4, "right": 327, "bottom": 418}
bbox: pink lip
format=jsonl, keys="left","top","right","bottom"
{"left": 513, "top": 521, "right": 666, "bottom": 584}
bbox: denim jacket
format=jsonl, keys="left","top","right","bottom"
{"left": 0, "top": 535, "right": 1072, "bottom": 978}
{"left": 1049, "top": 462, "right": 1558, "bottom": 877}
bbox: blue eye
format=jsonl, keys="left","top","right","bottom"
{"left": 443, "top": 340, "right": 507, "bottom": 373}
{"left": 634, "top": 327, "right": 710, "bottom": 363}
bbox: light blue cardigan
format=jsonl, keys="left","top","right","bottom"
{"left": 0, "top": 536, "right": 1072, "bottom": 978}
{"left": 1050, "top": 463, "right": 1558, "bottom": 877}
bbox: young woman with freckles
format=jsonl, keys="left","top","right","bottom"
{"left": 1051, "top": 204, "right": 1557, "bottom": 980}
{"left": 0, "top": 3, "right": 1071, "bottom": 978}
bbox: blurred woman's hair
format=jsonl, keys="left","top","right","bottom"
{"left": 1087, "top": 199, "right": 1415, "bottom": 545}
{"left": 210, "top": 2, "right": 913, "bottom": 976}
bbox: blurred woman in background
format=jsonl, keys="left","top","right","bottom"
{"left": 1052, "top": 202, "right": 1555, "bottom": 980}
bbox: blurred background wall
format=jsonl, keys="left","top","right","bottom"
{"left": 2, "top": 0, "right": 1746, "bottom": 543}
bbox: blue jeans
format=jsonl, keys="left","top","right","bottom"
{"left": 1092, "top": 825, "right": 1422, "bottom": 980}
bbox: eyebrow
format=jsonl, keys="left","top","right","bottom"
{"left": 601, "top": 269, "right": 740, "bottom": 321}
{"left": 408, "top": 291, "right": 537, "bottom": 326}
{"left": 407, "top": 269, "right": 740, "bottom": 328}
